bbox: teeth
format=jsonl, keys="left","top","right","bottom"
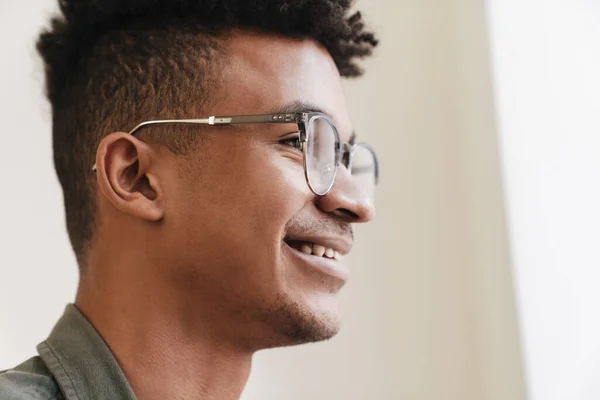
{"left": 312, "top": 245, "right": 326, "bottom": 257}
{"left": 292, "top": 242, "right": 343, "bottom": 260}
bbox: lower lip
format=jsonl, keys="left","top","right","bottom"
{"left": 282, "top": 242, "right": 350, "bottom": 283}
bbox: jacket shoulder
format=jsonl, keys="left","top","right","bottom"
{"left": 0, "top": 356, "right": 63, "bottom": 400}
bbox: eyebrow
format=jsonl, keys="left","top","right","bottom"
{"left": 268, "top": 100, "right": 328, "bottom": 116}
{"left": 268, "top": 101, "right": 358, "bottom": 144}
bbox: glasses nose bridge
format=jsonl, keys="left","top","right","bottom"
{"left": 338, "top": 141, "right": 356, "bottom": 170}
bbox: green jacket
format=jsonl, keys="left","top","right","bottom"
{"left": 0, "top": 304, "right": 137, "bottom": 399}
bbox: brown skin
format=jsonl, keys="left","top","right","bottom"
{"left": 76, "top": 31, "right": 375, "bottom": 400}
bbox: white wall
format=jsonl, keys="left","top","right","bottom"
{"left": 1, "top": 1, "right": 526, "bottom": 399}
{"left": 0, "top": 0, "right": 80, "bottom": 366}
{"left": 487, "top": 1, "right": 600, "bottom": 400}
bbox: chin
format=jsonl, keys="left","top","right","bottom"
{"left": 254, "top": 294, "right": 342, "bottom": 349}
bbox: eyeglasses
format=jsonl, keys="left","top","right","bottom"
{"left": 93, "top": 112, "right": 379, "bottom": 197}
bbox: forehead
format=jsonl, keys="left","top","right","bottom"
{"left": 211, "top": 31, "right": 353, "bottom": 137}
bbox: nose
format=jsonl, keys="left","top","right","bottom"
{"left": 315, "top": 166, "right": 376, "bottom": 223}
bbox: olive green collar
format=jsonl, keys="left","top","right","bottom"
{"left": 37, "top": 304, "right": 136, "bottom": 400}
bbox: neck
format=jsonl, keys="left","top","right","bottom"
{"left": 75, "top": 264, "right": 253, "bottom": 400}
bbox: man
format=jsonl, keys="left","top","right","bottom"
{"left": 0, "top": 0, "right": 379, "bottom": 398}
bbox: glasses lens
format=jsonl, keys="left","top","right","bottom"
{"left": 351, "top": 144, "right": 378, "bottom": 200}
{"left": 306, "top": 117, "right": 338, "bottom": 195}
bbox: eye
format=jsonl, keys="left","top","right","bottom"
{"left": 279, "top": 135, "right": 303, "bottom": 151}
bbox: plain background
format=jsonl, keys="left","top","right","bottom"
{"left": 2, "top": 0, "right": 597, "bottom": 399}
{"left": 488, "top": 1, "right": 600, "bottom": 399}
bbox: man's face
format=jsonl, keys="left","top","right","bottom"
{"left": 155, "top": 31, "right": 375, "bottom": 349}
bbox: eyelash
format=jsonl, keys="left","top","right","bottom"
{"left": 279, "top": 136, "right": 303, "bottom": 151}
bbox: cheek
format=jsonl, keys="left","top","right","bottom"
{"left": 206, "top": 147, "right": 307, "bottom": 237}
{"left": 161, "top": 144, "right": 310, "bottom": 294}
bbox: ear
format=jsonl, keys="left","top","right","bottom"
{"left": 94, "top": 132, "right": 164, "bottom": 222}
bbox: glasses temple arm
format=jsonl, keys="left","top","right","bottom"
{"left": 91, "top": 114, "right": 302, "bottom": 171}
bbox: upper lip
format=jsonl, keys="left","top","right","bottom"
{"left": 284, "top": 234, "right": 353, "bottom": 256}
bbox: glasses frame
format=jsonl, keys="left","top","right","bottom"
{"left": 92, "top": 112, "right": 379, "bottom": 196}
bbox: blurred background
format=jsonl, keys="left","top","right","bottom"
{"left": 1, "top": 0, "right": 599, "bottom": 399}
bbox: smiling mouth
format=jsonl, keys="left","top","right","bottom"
{"left": 284, "top": 240, "right": 343, "bottom": 261}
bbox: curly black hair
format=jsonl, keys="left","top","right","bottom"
{"left": 37, "top": 0, "right": 378, "bottom": 266}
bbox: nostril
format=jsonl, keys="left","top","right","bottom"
{"left": 332, "top": 208, "right": 359, "bottom": 220}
